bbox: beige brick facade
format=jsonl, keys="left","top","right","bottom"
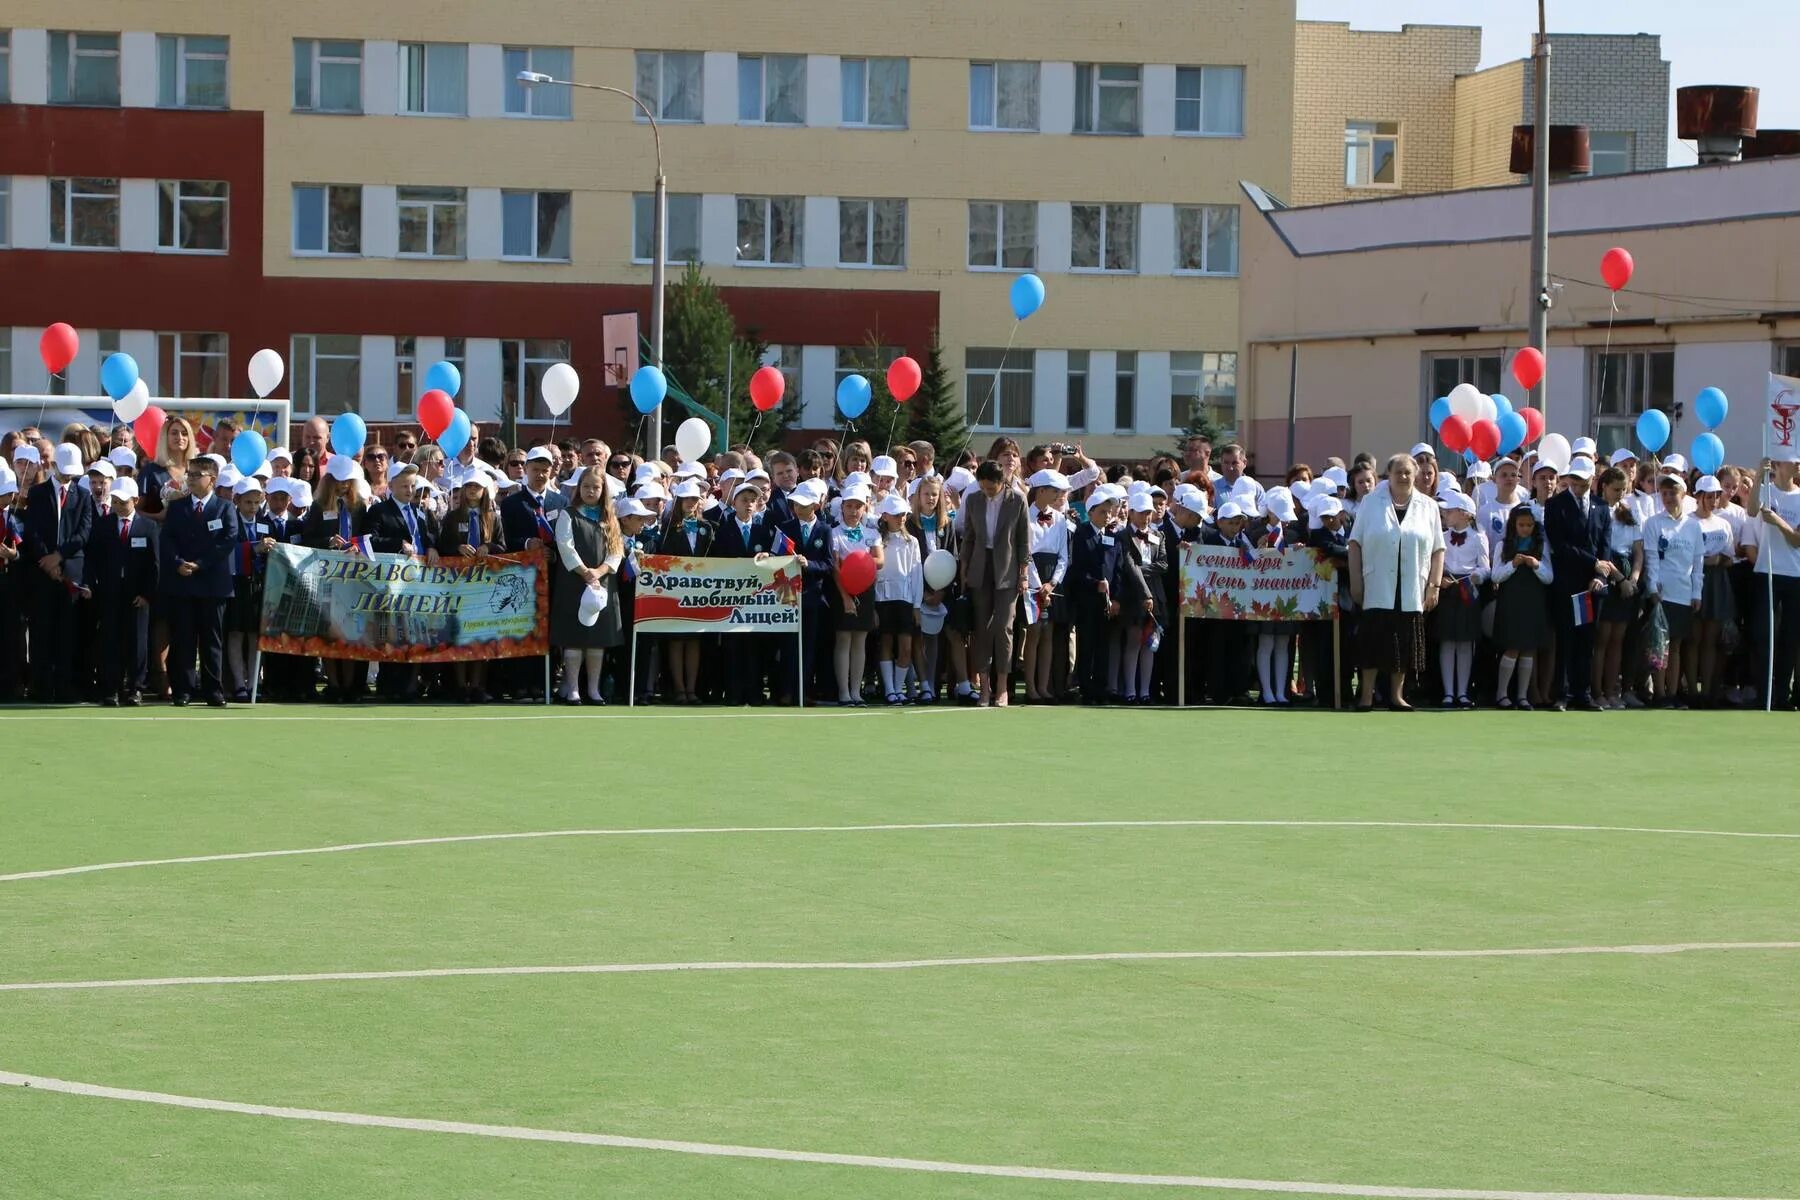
{"left": 1452, "top": 61, "right": 1527, "bottom": 190}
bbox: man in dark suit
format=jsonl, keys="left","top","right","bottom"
{"left": 365, "top": 464, "right": 439, "bottom": 700}
{"left": 499, "top": 447, "right": 570, "bottom": 554}
{"left": 778, "top": 480, "right": 833, "bottom": 703}
{"left": 1544, "top": 457, "right": 1617, "bottom": 711}
{"left": 957, "top": 462, "right": 1030, "bottom": 706}
{"left": 87, "top": 477, "right": 159, "bottom": 706}
{"left": 23, "top": 443, "right": 96, "bottom": 702}
{"left": 159, "top": 455, "right": 240, "bottom": 706}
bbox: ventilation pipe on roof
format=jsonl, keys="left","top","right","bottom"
{"left": 1510, "top": 125, "right": 1591, "bottom": 180}
{"left": 1678, "top": 85, "right": 1760, "bottom": 164}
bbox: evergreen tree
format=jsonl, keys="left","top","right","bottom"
{"left": 904, "top": 329, "right": 968, "bottom": 460}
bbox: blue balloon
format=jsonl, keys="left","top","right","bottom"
{"left": 1429, "top": 397, "right": 1452, "bottom": 432}
{"left": 439, "top": 409, "right": 472, "bottom": 460}
{"left": 330, "top": 412, "right": 367, "bottom": 458}
{"left": 1464, "top": 449, "right": 1478, "bottom": 465}
{"left": 231, "top": 429, "right": 268, "bottom": 477}
{"left": 1497, "top": 411, "right": 1528, "bottom": 455}
{"left": 1691, "top": 432, "right": 1725, "bottom": 476}
{"left": 1694, "top": 386, "right": 1729, "bottom": 430}
{"left": 1010, "top": 273, "right": 1046, "bottom": 321}
{"left": 1635, "top": 409, "right": 1670, "bottom": 453}
{"left": 630, "top": 366, "right": 667, "bottom": 414}
{"left": 837, "top": 373, "right": 872, "bottom": 419}
{"left": 101, "top": 352, "right": 139, "bottom": 402}
{"left": 423, "top": 360, "right": 462, "bottom": 399}
{"left": 1490, "top": 393, "right": 1514, "bottom": 419}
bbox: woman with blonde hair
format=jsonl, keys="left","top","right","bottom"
{"left": 139, "top": 416, "right": 197, "bottom": 523}
{"left": 835, "top": 439, "right": 873, "bottom": 487}
{"left": 551, "top": 467, "right": 626, "bottom": 704}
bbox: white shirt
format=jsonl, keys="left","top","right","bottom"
{"left": 874, "top": 527, "right": 923, "bottom": 606}
{"left": 1697, "top": 513, "right": 1733, "bottom": 563}
{"left": 1026, "top": 508, "right": 1072, "bottom": 590}
{"left": 1349, "top": 491, "right": 1446, "bottom": 612}
{"left": 1441, "top": 522, "right": 1489, "bottom": 582}
{"left": 1643, "top": 510, "right": 1705, "bottom": 605}
{"left": 1606, "top": 515, "right": 1643, "bottom": 559}
{"left": 1477, "top": 492, "right": 1528, "bottom": 555}
{"left": 1754, "top": 485, "right": 1800, "bottom": 578}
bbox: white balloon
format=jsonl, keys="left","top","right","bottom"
{"left": 248, "top": 348, "right": 284, "bottom": 399}
{"left": 1475, "top": 392, "right": 1498, "bottom": 424}
{"left": 674, "top": 417, "right": 712, "bottom": 463}
{"left": 1447, "top": 382, "right": 1484, "bottom": 421}
{"left": 113, "top": 379, "right": 150, "bottom": 424}
{"left": 1537, "top": 433, "right": 1571, "bottom": 474}
{"left": 923, "top": 548, "right": 957, "bottom": 591}
{"left": 541, "top": 362, "right": 580, "bottom": 416}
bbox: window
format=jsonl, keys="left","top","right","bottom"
{"left": 836, "top": 346, "right": 902, "bottom": 394}
{"left": 503, "top": 46, "right": 571, "bottom": 117}
{"left": 291, "top": 334, "right": 362, "bottom": 413}
{"left": 838, "top": 198, "right": 906, "bottom": 268}
{"left": 1175, "top": 65, "right": 1243, "bottom": 136}
{"left": 292, "top": 184, "right": 361, "bottom": 255}
{"left": 967, "top": 200, "right": 1036, "bottom": 270}
{"left": 634, "top": 51, "right": 702, "bottom": 122}
{"left": 1346, "top": 121, "right": 1400, "bottom": 187}
{"left": 1590, "top": 348, "right": 1674, "bottom": 459}
{"left": 1073, "top": 64, "right": 1140, "bottom": 135}
{"left": 1, "top": 31, "right": 10, "bottom": 103}
{"left": 157, "top": 35, "right": 228, "bottom": 108}
{"left": 969, "top": 61, "right": 1039, "bottom": 131}
{"left": 395, "top": 337, "right": 463, "bottom": 417}
{"left": 1589, "top": 131, "right": 1634, "bottom": 176}
{"left": 294, "top": 39, "right": 362, "bottom": 113}
{"left": 1114, "top": 351, "right": 1137, "bottom": 432}
{"left": 1172, "top": 352, "right": 1238, "bottom": 437}
{"left": 502, "top": 190, "right": 571, "bottom": 261}
{"left": 632, "top": 192, "right": 701, "bottom": 264}
{"left": 737, "top": 53, "right": 805, "bottom": 125}
{"left": 841, "top": 57, "right": 907, "bottom": 128}
{"left": 1071, "top": 202, "right": 1138, "bottom": 272}
{"left": 400, "top": 42, "right": 467, "bottom": 116}
{"left": 966, "top": 348, "right": 1033, "bottom": 431}
{"left": 397, "top": 186, "right": 466, "bottom": 258}
{"left": 156, "top": 333, "right": 228, "bottom": 399}
{"left": 1425, "top": 352, "right": 1503, "bottom": 460}
{"left": 770, "top": 344, "right": 803, "bottom": 405}
{"left": 49, "top": 31, "right": 120, "bottom": 106}
{"left": 505, "top": 338, "right": 572, "bottom": 422}
{"left": 49, "top": 177, "right": 119, "bottom": 249}
{"left": 736, "top": 195, "right": 802, "bottom": 265}
{"left": 1784, "top": 344, "right": 1800, "bottom": 378}
{"left": 0, "top": 177, "right": 9, "bottom": 247}
{"left": 1066, "top": 351, "right": 1088, "bottom": 431}
{"left": 1175, "top": 204, "right": 1237, "bottom": 275}
{"left": 158, "top": 181, "right": 228, "bottom": 252}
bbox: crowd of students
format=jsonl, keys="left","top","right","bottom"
{"left": 3, "top": 415, "right": 1798, "bottom": 712}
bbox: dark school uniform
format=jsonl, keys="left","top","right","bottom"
{"left": 229, "top": 509, "right": 272, "bottom": 639}
{"left": 499, "top": 487, "right": 569, "bottom": 554}
{"left": 1068, "top": 520, "right": 1121, "bottom": 704}
{"left": 23, "top": 478, "right": 96, "bottom": 702}
{"left": 1198, "top": 524, "right": 1254, "bottom": 703}
{"left": 1305, "top": 523, "right": 1353, "bottom": 705}
{"left": 159, "top": 491, "right": 240, "bottom": 703}
{"left": 259, "top": 509, "right": 308, "bottom": 699}
{"left": 713, "top": 513, "right": 778, "bottom": 703}
{"left": 1545, "top": 488, "right": 1611, "bottom": 705}
{"left": 0, "top": 504, "right": 27, "bottom": 700}
{"left": 783, "top": 513, "right": 836, "bottom": 701}
{"left": 87, "top": 510, "right": 159, "bottom": 702}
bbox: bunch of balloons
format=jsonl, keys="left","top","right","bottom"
{"left": 1690, "top": 386, "right": 1730, "bottom": 474}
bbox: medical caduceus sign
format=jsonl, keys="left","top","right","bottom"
{"left": 1770, "top": 374, "right": 1800, "bottom": 459}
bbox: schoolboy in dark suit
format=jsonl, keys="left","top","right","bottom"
{"left": 159, "top": 455, "right": 240, "bottom": 706}
{"left": 779, "top": 480, "right": 834, "bottom": 703}
{"left": 87, "top": 478, "right": 159, "bottom": 706}
{"left": 1544, "top": 458, "right": 1615, "bottom": 710}
{"left": 23, "top": 444, "right": 96, "bottom": 702}
{"left": 1069, "top": 485, "right": 1124, "bottom": 704}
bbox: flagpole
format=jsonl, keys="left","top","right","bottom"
{"left": 1766, "top": 464, "right": 1776, "bottom": 713}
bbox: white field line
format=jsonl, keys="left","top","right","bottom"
{"left": 3, "top": 943, "right": 1798, "bottom": 995}
{"left": 0, "top": 1068, "right": 1787, "bottom": 1200}
{"left": 0, "top": 707, "right": 978, "bottom": 722}
{"left": 3, "top": 819, "right": 1797, "bottom": 886}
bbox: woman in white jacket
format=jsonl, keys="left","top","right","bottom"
{"left": 1643, "top": 473, "right": 1705, "bottom": 708}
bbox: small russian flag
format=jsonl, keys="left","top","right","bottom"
{"left": 1268, "top": 525, "right": 1285, "bottom": 552}
{"left": 238, "top": 540, "right": 257, "bottom": 576}
{"left": 1571, "top": 590, "right": 1600, "bottom": 627}
{"left": 772, "top": 528, "right": 796, "bottom": 557}
{"left": 1457, "top": 575, "right": 1478, "bottom": 606}
{"left": 534, "top": 509, "right": 556, "bottom": 545}
{"left": 1234, "top": 534, "right": 1257, "bottom": 566}
{"left": 351, "top": 534, "right": 375, "bottom": 558}
{"left": 1023, "top": 587, "right": 1041, "bottom": 625}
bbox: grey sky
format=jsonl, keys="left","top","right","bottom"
{"left": 1295, "top": 0, "right": 1799, "bottom": 164}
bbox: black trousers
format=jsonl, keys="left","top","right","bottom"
{"left": 29, "top": 575, "right": 79, "bottom": 701}
{"left": 1754, "top": 573, "right": 1800, "bottom": 708}
{"left": 96, "top": 593, "right": 149, "bottom": 698}
{"left": 1555, "top": 594, "right": 1596, "bottom": 703}
{"left": 1076, "top": 602, "right": 1112, "bottom": 700}
{"left": 0, "top": 581, "right": 23, "bottom": 699}
{"left": 167, "top": 594, "right": 226, "bottom": 701}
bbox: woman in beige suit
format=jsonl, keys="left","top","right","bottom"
{"left": 957, "top": 460, "right": 1030, "bottom": 706}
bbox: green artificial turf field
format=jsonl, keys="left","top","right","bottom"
{"left": 2, "top": 707, "right": 1797, "bottom": 1200}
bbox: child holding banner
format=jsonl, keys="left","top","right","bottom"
{"left": 652, "top": 481, "right": 714, "bottom": 704}
{"left": 437, "top": 476, "right": 501, "bottom": 704}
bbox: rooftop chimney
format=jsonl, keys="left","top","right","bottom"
{"left": 1678, "top": 86, "right": 1760, "bottom": 164}
{"left": 1742, "top": 130, "right": 1800, "bottom": 161}
{"left": 1510, "top": 125, "right": 1592, "bottom": 179}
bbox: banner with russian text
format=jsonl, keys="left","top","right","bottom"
{"left": 1178, "top": 545, "right": 1339, "bottom": 621}
{"left": 632, "top": 554, "right": 804, "bottom": 633}
{"left": 258, "top": 545, "right": 549, "bottom": 662}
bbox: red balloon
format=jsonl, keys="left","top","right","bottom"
{"left": 134, "top": 405, "right": 167, "bottom": 458}
{"left": 1440, "top": 415, "right": 1473, "bottom": 455}
{"left": 748, "top": 365, "right": 785, "bottom": 413}
{"left": 886, "top": 356, "right": 922, "bottom": 403}
{"left": 1600, "top": 246, "right": 1634, "bottom": 292}
{"left": 1520, "top": 406, "right": 1546, "bottom": 445}
{"left": 1469, "top": 419, "right": 1501, "bottom": 460}
{"left": 418, "top": 389, "right": 455, "bottom": 439}
{"left": 1510, "top": 347, "right": 1545, "bottom": 392}
{"left": 39, "top": 323, "right": 79, "bottom": 375}
{"left": 839, "top": 549, "right": 877, "bottom": 597}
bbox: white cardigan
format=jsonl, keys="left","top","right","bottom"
{"left": 1349, "top": 491, "right": 1445, "bottom": 612}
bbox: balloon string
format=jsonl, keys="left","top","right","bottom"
{"left": 884, "top": 407, "right": 902, "bottom": 456}
{"left": 1597, "top": 292, "right": 1619, "bottom": 425}
{"left": 971, "top": 320, "right": 1021, "bottom": 431}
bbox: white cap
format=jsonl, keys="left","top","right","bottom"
{"left": 1215, "top": 500, "right": 1246, "bottom": 522}
{"left": 251, "top": 461, "right": 274, "bottom": 479}
{"left": 1562, "top": 456, "right": 1596, "bottom": 480}
{"left": 1260, "top": 490, "right": 1297, "bottom": 523}
{"left": 840, "top": 483, "right": 872, "bottom": 504}
{"left": 791, "top": 480, "right": 827, "bottom": 507}
{"left": 1290, "top": 478, "right": 1314, "bottom": 504}
{"left": 525, "top": 446, "right": 555, "bottom": 464}
{"left": 614, "top": 496, "right": 653, "bottom": 519}
{"left": 218, "top": 466, "right": 243, "bottom": 492}
{"left": 108, "top": 447, "right": 139, "bottom": 470}
{"left": 1438, "top": 491, "right": 1476, "bottom": 515}
{"left": 1026, "top": 468, "right": 1070, "bottom": 491}
{"left": 0, "top": 465, "right": 16, "bottom": 496}
{"left": 1694, "top": 474, "right": 1723, "bottom": 494}
{"left": 1435, "top": 478, "right": 1463, "bottom": 500}
{"left": 54, "top": 443, "right": 84, "bottom": 476}
{"left": 1572, "top": 436, "right": 1598, "bottom": 457}
{"left": 264, "top": 478, "right": 292, "bottom": 500}
{"left": 634, "top": 481, "right": 668, "bottom": 503}
{"left": 11, "top": 445, "right": 40, "bottom": 466}
{"left": 413, "top": 477, "right": 436, "bottom": 496}
{"left": 1467, "top": 460, "right": 1492, "bottom": 481}
{"left": 108, "top": 477, "right": 139, "bottom": 502}
{"left": 87, "top": 459, "right": 116, "bottom": 479}
{"left": 1229, "top": 476, "right": 1260, "bottom": 501}
{"left": 871, "top": 455, "right": 898, "bottom": 478}
{"left": 1088, "top": 483, "right": 1125, "bottom": 507}
{"left": 674, "top": 460, "right": 706, "bottom": 479}
{"left": 633, "top": 463, "right": 660, "bottom": 484}
{"left": 496, "top": 474, "right": 521, "bottom": 492}
{"left": 387, "top": 459, "right": 418, "bottom": 483}
{"left": 842, "top": 470, "right": 872, "bottom": 492}
{"left": 1128, "top": 479, "right": 1152, "bottom": 497}
{"left": 577, "top": 584, "right": 609, "bottom": 627}
{"left": 944, "top": 467, "right": 975, "bottom": 495}
{"left": 1659, "top": 472, "right": 1688, "bottom": 491}
{"left": 876, "top": 494, "right": 910, "bottom": 518}
{"left": 1311, "top": 495, "right": 1344, "bottom": 520}
{"left": 1321, "top": 466, "right": 1349, "bottom": 490}
{"left": 745, "top": 468, "right": 770, "bottom": 482}
{"left": 720, "top": 468, "right": 746, "bottom": 484}
{"left": 325, "top": 454, "right": 360, "bottom": 482}
{"left": 1660, "top": 453, "right": 1688, "bottom": 473}
{"left": 234, "top": 474, "right": 265, "bottom": 496}
{"left": 670, "top": 479, "right": 703, "bottom": 499}
{"left": 1128, "top": 491, "right": 1156, "bottom": 513}
{"left": 731, "top": 481, "right": 761, "bottom": 501}
{"left": 1173, "top": 484, "right": 1210, "bottom": 516}
{"left": 1410, "top": 442, "right": 1436, "bottom": 459}
{"left": 288, "top": 479, "right": 314, "bottom": 508}
{"left": 267, "top": 446, "right": 293, "bottom": 464}
{"left": 201, "top": 453, "right": 227, "bottom": 472}
{"left": 1609, "top": 448, "right": 1638, "bottom": 466}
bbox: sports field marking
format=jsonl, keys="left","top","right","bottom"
{"left": 0, "top": 707, "right": 975, "bottom": 722}
{"left": 4, "top": 942, "right": 1797, "bottom": 995}
{"left": 0, "top": 1068, "right": 1785, "bottom": 1200}
{"left": 4, "top": 818, "right": 1796, "bottom": 885}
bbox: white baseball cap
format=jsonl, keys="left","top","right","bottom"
{"left": 0, "top": 466, "right": 17, "bottom": 496}
{"left": 234, "top": 474, "right": 266, "bottom": 496}
{"left": 1215, "top": 500, "right": 1246, "bottom": 521}
{"left": 670, "top": 479, "right": 703, "bottom": 499}
{"left": 325, "top": 454, "right": 360, "bottom": 482}
{"left": 387, "top": 460, "right": 418, "bottom": 483}
{"left": 54, "top": 443, "right": 85, "bottom": 477}
{"left": 1410, "top": 442, "right": 1437, "bottom": 459}
{"left": 11, "top": 445, "right": 40, "bottom": 466}
{"left": 1609, "top": 448, "right": 1638, "bottom": 467}
{"left": 674, "top": 461, "right": 706, "bottom": 479}
{"left": 1660, "top": 453, "right": 1688, "bottom": 473}
{"left": 944, "top": 467, "right": 975, "bottom": 495}
{"left": 840, "top": 483, "right": 873, "bottom": 504}
{"left": 525, "top": 446, "right": 555, "bottom": 464}
{"left": 109, "top": 477, "right": 139, "bottom": 502}
{"left": 1173, "top": 484, "right": 1210, "bottom": 516}
{"left": 1438, "top": 491, "right": 1476, "bottom": 515}
{"left": 1026, "top": 468, "right": 1071, "bottom": 491}
{"left": 87, "top": 459, "right": 117, "bottom": 479}
{"left": 288, "top": 479, "right": 314, "bottom": 508}
{"left": 870, "top": 455, "right": 898, "bottom": 478}
{"left": 218, "top": 466, "right": 243, "bottom": 492}
{"left": 108, "top": 447, "right": 139, "bottom": 470}
{"left": 1694, "top": 474, "right": 1723, "bottom": 494}
{"left": 1572, "top": 436, "right": 1599, "bottom": 457}
{"left": 1562, "top": 456, "right": 1596, "bottom": 480}
{"left": 730, "top": 481, "right": 761, "bottom": 501}
{"left": 634, "top": 481, "right": 668, "bottom": 503}
{"left": 1128, "top": 491, "right": 1156, "bottom": 513}
{"left": 793, "top": 479, "right": 829, "bottom": 506}
{"left": 614, "top": 496, "right": 652, "bottom": 519}
{"left": 875, "top": 494, "right": 910, "bottom": 518}
{"left": 267, "top": 446, "right": 293, "bottom": 464}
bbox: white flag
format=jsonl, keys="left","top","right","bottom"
{"left": 1768, "top": 372, "right": 1800, "bottom": 463}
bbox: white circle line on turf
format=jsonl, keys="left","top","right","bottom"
{"left": 4, "top": 943, "right": 1798, "bottom": 994}
{"left": 0, "top": 1069, "right": 1785, "bottom": 1200}
{"left": 3, "top": 818, "right": 1796, "bottom": 885}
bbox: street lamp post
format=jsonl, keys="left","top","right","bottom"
{"left": 518, "top": 71, "right": 666, "bottom": 461}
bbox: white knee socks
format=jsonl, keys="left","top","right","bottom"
{"left": 582, "top": 649, "right": 606, "bottom": 700}
{"left": 560, "top": 649, "right": 582, "bottom": 700}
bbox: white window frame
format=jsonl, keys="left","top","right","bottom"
{"left": 290, "top": 334, "right": 363, "bottom": 415}
{"left": 1589, "top": 346, "right": 1675, "bottom": 459}
{"left": 1174, "top": 204, "right": 1238, "bottom": 276}
{"left": 291, "top": 184, "right": 362, "bottom": 257}
{"left": 1171, "top": 351, "right": 1238, "bottom": 436}
{"left": 770, "top": 344, "right": 803, "bottom": 406}
{"left": 506, "top": 338, "right": 573, "bottom": 424}
{"left": 737, "top": 53, "right": 806, "bottom": 126}
{"left": 157, "top": 180, "right": 229, "bottom": 254}
{"left": 1423, "top": 352, "right": 1503, "bottom": 459}
{"left": 294, "top": 39, "right": 363, "bottom": 114}
{"left": 1174, "top": 65, "right": 1244, "bottom": 137}
{"left": 634, "top": 50, "right": 702, "bottom": 123}
{"left": 157, "top": 34, "right": 229, "bottom": 109}
{"left": 1070, "top": 202, "right": 1138, "bottom": 273}
{"left": 399, "top": 42, "right": 467, "bottom": 117}
{"left": 503, "top": 46, "right": 572, "bottom": 118}
{"left": 735, "top": 195, "right": 803, "bottom": 267}
{"left": 966, "top": 348, "right": 1035, "bottom": 432}
{"left": 967, "top": 200, "right": 1036, "bottom": 271}
{"left": 157, "top": 332, "right": 229, "bottom": 400}
{"left": 632, "top": 192, "right": 701, "bottom": 265}
{"left": 1345, "top": 120, "right": 1401, "bottom": 188}
{"left": 840, "top": 56, "right": 907, "bottom": 129}
{"left": 48, "top": 31, "right": 120, "bottom": 106}
{"left": 838, "top": 198, "right": 906, "bottom": 269}
{"left": 396, "top": 186, "right": 467, "bottom": 259}
{"left": 1588, "top": 131, "right": 1634, "bottom": 176}
{"left": 1073, "top": 63, "right": 1141, "bottom": 135}
{"left": 968, "top": 60, "right": 1040, "bottom": 132}
{"left": 48, "top": 176, "right": 119, "bottom": 250}
{"left": 501, "top": 190, "right": 571, "bottom": 262}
